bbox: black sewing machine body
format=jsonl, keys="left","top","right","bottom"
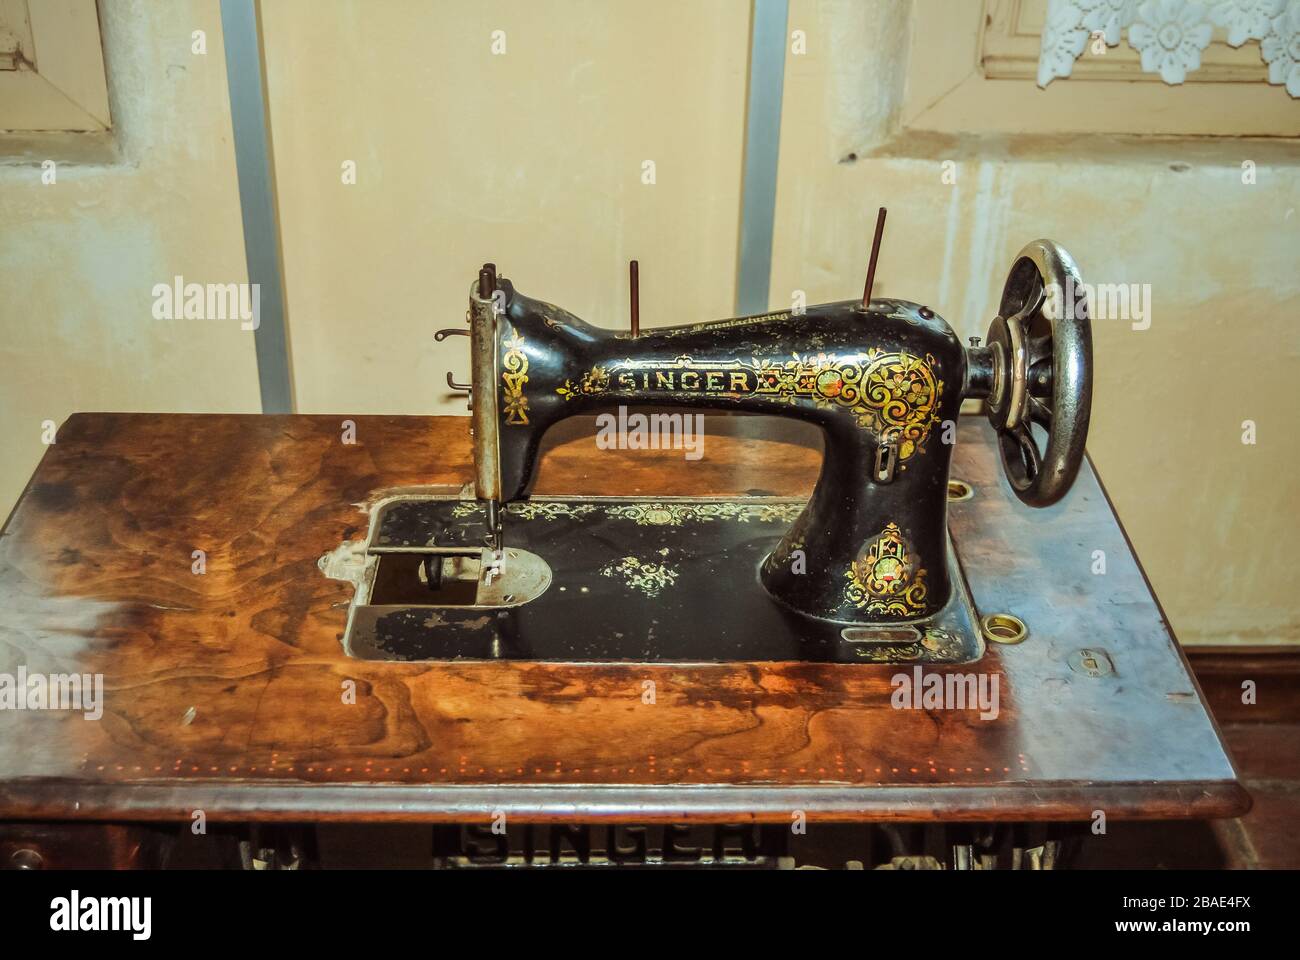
{"left": 491, "top": 283, "right": 966, "bottom": 625}
{"left": 335, "top": 240, "right": 1090, "bottom": 664}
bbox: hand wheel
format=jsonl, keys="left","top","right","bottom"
{"left": 984, "top": 240, "right": 1093, "bottom": 506}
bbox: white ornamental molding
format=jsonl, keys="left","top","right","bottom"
{"left": 1038, "top": 0, "right": 1300, "bottom": 95}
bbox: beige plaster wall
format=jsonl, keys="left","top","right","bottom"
{"left": 771, "top": 0, "right": 1300, "bottom": 644}
{"left": 0, "top": 0, "right": 261, "bottom": 515}
{"left": 3, "top": 0, "right": 1293, "bottom": 646}
{"left": 257, "top": 0, "right": 751, "bottom": 414}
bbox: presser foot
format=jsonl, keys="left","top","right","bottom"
{"left": 324, "top": 493, "right": 985, "bottom": 665}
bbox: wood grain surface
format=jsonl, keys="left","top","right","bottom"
{"left": 0, "top": 413, "right": 1247, "bottom": 823}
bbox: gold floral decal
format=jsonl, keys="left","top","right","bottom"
{"left": 854, "top": 350, "right": 942, "bottom": 462}
{"left": 601, "top": 556, "right": 679, "bottom": 598}
{"left": 554, "top": 351, "right": 942, "bottom": 462}
{"left": 501, "top": 327, "right": 530, "bottom": 425}
{"left": 556, "top": 364, "right": 610, "bottom": 401}
{"left": 844, "top": 522, "right": 928, "bottom": 616}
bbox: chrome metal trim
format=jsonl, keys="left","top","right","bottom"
{"left": 469, "top": 283, "right": 500, "bottom": 500}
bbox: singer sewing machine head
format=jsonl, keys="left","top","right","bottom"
{"left": 335, "top": 238, "right": 1091, "bottom": 664}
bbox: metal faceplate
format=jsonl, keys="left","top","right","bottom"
{"left": 332, "top": 495, "right": 985, "bottom": 665}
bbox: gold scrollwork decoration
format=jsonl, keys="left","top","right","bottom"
{"left": 508, "top": 502, "right": 597, "bottom": 521}
{"left": 450, "top": 500, "right": 802, "bottom": 525}
{"left": 603, "top": 501, "right": 803, "bottom": 526}
{"left": 501, "top": 327, "right": 530, "bottom": 425}
{"left": 844, "top": 522, "right": 928, "bottom": 616}
{"left": 856, "top": 350, "right": 942, "bottom": 462}
{"left": 554, "top": 350, "right": 942, "bottom": 463}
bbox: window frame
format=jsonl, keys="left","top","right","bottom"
{"left": 0, "top": 0, "right": 111, "bottom": 133}
{"left": 899, "top": 0, "right": 1299, "bottom": 139}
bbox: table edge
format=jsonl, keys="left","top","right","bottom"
{"left": 0, "top": 779, "right": 1251, "bottom": 824}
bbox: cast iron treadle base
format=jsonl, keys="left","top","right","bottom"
{"left": 340, "top": 495, "right": 985, "bottom": 665}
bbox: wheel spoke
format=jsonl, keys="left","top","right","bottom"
{"left": 1028, "top": 395, "right": 1053, "bottom": 429}
{"left": 1006, "top": 284, "right": 1046, "bottom": 329}
{"left": 1011, "top": 424, "right": 1041, "bottom": 480}
{"left": 1027, "top": 334, "right": 1053, "bottom": 366}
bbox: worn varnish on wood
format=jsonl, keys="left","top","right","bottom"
{"left": 0, "top": 414, "right": 1247, "bottom": 823}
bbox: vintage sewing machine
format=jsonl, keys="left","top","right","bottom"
{"left": 340, "top": 240, "right": 1090, "bottom": 666}
{"left": 0, "top": 231, "right": 1249, "bottom": 871}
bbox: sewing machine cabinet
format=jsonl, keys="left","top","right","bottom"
{"left": 0, "top": 413, "right": 1247, "bottom": 868}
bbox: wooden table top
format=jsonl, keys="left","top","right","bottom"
{"left": 0, "top": 413, "right": 1246, "bottom": 823}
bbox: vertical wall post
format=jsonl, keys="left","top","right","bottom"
{"left": 220, "top": 0, "right": 293, "bottom": 413}
{"left": 735, "top": 0, "right": 789, "bottom": 316}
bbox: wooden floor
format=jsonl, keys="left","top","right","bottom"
{"left": 1191, "top": 649, "right": 1299, "bottom": 869}
{"left": 1071, "top": 727, "right": 1299, "bottom": 869}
